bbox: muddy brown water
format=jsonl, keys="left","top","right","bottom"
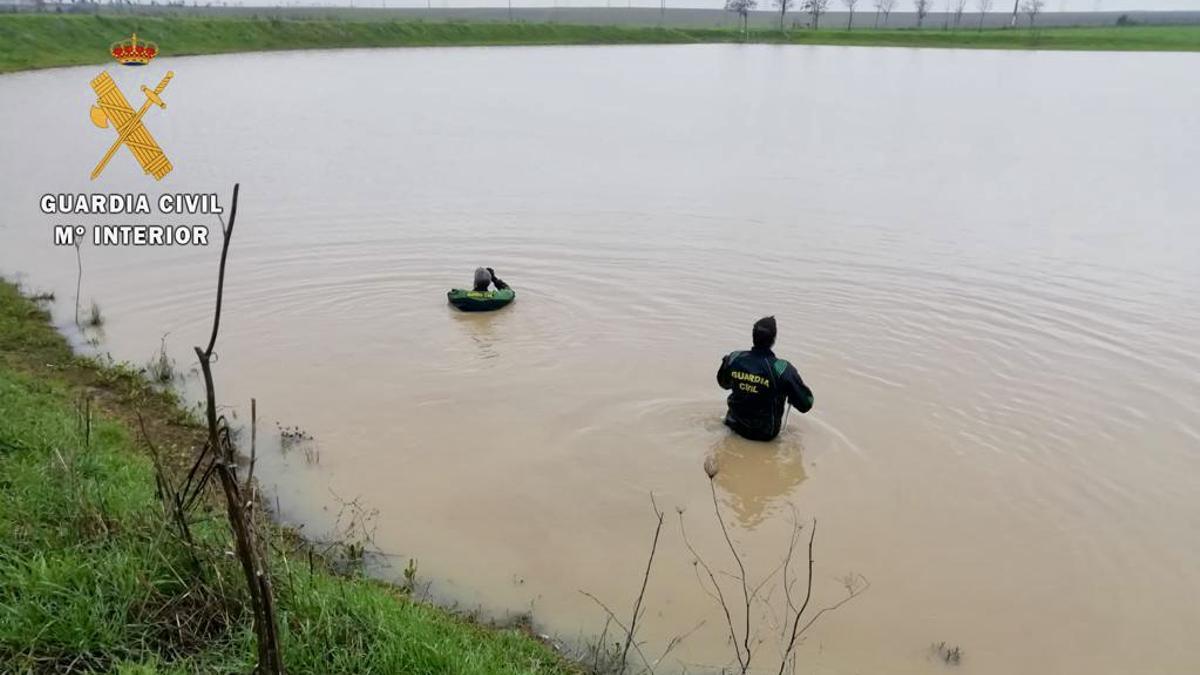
{"left": 2, "top": 45, "right": 1199, "bottom": 674}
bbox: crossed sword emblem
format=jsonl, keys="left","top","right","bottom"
{"left": 89, "top": 70, "right": 174, "bottom": 180}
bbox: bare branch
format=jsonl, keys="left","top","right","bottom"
{"left": 621, "top": 494, "right": 665, "bottom": 671}
{"left": 73, "top": 240, "right": 82, "bottom": 328}
{"left": 136, "top": 412, "right": 175, "bottom": 505}
{"left": 579, "top": 590, "right": 655, "bottom": 673}
{"left": 245, "top": 398, "right": 257, "bottom": 496}
{"left": 593, "top": 615, "right": 612, "bottom": 672}
{"left": 654, "top": 619, "right": 707, "bottom": 669}
{"left": 778, "top": 520, "right": 817, "bottom": 675}
{"left": 201, "top": 183, "right": 238, "bottom": 359}
{"left": 137, "top": 412, "right": 204, "bottom": 578}
{"left": 678, "top": 510, "right": 746, "bottom": 672}
{"left": 782, "top": 507, "right": 803, "bottom": 617}
{"left": 192, "top": 183, "right": 285, "bottom": 674}
{"left": 708, "top": 478, "right": 753, "bottom": 671}
{"left": 793, "top": 575, "right": 871, "bottom": 641}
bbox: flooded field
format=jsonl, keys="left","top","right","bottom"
{"left": 1, "top": 45, "right": 1198, "bottom": 674}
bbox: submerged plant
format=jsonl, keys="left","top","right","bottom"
{"left": 277, "top": 422, "right": 319, "bottom": 463}
{"left": 86, "top": 299, "right": 104, "bottom": 328}
{"left": 146, "top": 335, "right": 176, "bottom": 385}
{"left": 401, "top": 557, "right": 419, "bottom": 594}
{"left": 932, "top": 641, "right": 963, "bottom": 665}
{"left": 324, "top": 490, "right": 380, "bottom": 575}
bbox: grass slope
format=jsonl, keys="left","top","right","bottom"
{"left": 0, "top": 14, "right": 1197, "bottom": 72}
{"left": 0, "top": 279, "right": 574, "bottom": 674}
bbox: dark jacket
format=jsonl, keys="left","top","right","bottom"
{"left": 717, "top": 346, "right": 814, "bottom": 441}
{"left": 473, "top": 272, "right": 509, "bottom": 293}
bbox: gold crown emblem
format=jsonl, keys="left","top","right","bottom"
{"left": 110, "top": 33, "right": 159, "bottom": 66}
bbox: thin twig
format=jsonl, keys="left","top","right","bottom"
{"left": 780, "top": 508, "right": 803, "bottom": 645}
{"left": 137, "top": 412, "right": 203, "bottom": 578}
{"left": 579, "top": 590, "right": 655, "bottom": 674}
{"left": 179, "top": 442, "right": 214, "bottom": 502}
{"left": 653, "top": 619, "right": 707, "bottom": 669}
{"left": 245, "top": 398, "right": 257, "bottom": 496}
{"left": 749, "top": 556, "right": 786, "bottom": 606}
{"left": 778, "top": 520, "right": 817, "bottom": 675}
{"left": 793, "top": 576, "right": 871, "bottom": 642}
{"left": 181, "top": 455, "right": 218, "bottom": 513}
{"left": 593, "top": 615, "right": 612, "bottom": 673}
{"left": 137, "top": 413, "right": 176, "bottom": 504}
{"left": 620, "top": 494, "right": 665, "bottom": 672}
{"left": 709, "top": 478, "right": 753, "bottom": 672}
{"left": 690, "top": 560, "right": 722, "bottom": 604}
{"left": 678, "top": 511, "right": 746, "bottom": 672}
{"left": 73, "top": 240, "right": 82, "bottom": 328}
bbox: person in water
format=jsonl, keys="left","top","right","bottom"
{"left": 472, "top": 267, "right": 509, "bottom": 292}
{"left": 717, "top": 316, "right": 814, "bottom": 442}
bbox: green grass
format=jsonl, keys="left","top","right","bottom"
{"left": 0, "top": 279, "right": 575, "bottom": 674}
{"left": 0, "top": 13, "right": 1197, "bottom": 72}
{"left": 773, "top": 23, "right": 1200, "bottom": 51}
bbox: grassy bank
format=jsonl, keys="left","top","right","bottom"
{"left": 0, "top": 279, "right": 575, "bottom": 674}
{"left": 1, "top": 13, "right": 1197, "bottom": 72}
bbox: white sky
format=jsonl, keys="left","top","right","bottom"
{"left": 270, "top": 0, "right": 1200, "bottom": 11}
{"left": 106, "top": 0, "right": 1200, "bottom": 11}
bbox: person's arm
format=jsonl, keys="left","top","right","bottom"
{"left": 717, "top": 352, "right": 735, "bottom": 390}
{"left": 782, "top": 363, "right": 814, "bottom": 413}
{"left": 486, "top": 267, "right": 509, "bottom": 290}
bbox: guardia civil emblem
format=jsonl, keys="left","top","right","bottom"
{"left": 88, "top": 34, "right": 174, "bottom": 181}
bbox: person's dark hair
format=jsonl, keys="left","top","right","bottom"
{"left": 752, "top": 315, "right": 777, "bottom": 349}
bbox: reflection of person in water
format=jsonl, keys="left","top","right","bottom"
{"left": 710, "top": 434, "right": 807, "bottom": 528}
{"left": 717, "top": 316, "right": 814, "bottom": 442}
{"left": 452, "top": 288, "right": 501, "bottom": 362}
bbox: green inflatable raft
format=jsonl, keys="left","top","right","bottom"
{"left": 447, "top": 287, "right": 516, "bottom": 312}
